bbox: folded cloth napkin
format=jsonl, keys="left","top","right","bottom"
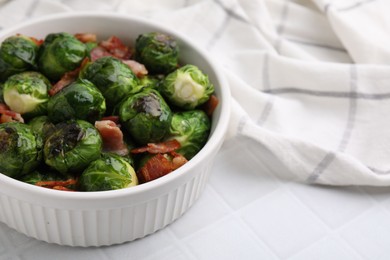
{"left": 1, "top": 0, "right": 390, "bottom": 186}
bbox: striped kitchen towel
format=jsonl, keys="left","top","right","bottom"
{"left": 1, "top": 0, "right": 390, "bottom": 186}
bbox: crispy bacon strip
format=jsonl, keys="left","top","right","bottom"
{"left": 95, "top": 120, "right": 129, "bottom": 156}
{"left": 35, "top": 179, "right": 77, "bottom": 191}
{"left": 171, "top": 151, "right": 188, "bottom": 169}
{"left": 122, "top": 60, "right": 148, "bottom": 77}
{"left": 74, "top": 33, "right": 97, "bottom": 43}
{"left": 131, "top": 139, "right": 181, "bottom": 154}
{"left": 202, "top": 95, "right": 219, "bottom": 117}
{"left": 49, "top": 58, "right": 90, "bottom": 96}
{"left": 0, "top": 103, "right": 24, "bottom": 123}
{"left": 137, "top": 152, "right": 188, "bottom": 183}
{"left": 100, "top": 36, "right": 132, "bottom": 59}
{"left": 90, "top": 46, "right": 112, "bottom": 61}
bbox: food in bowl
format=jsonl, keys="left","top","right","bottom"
{"left": 0, "top": 13, "right": 229, "bottom": 247}
{"left": 0, "top": 30, "right": 218, "bottom": 192}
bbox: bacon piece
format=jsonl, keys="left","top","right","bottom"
{"left": 95, "top": 120, "right": 129, "bottom": 156}
{"left": 202, "top": 95, "right": 219, "bottom": 116}
{"left": 122, "top": 60, "right": 148, "bottom": 77}
{"left": 0, "top": 103, "right": 24, "bottom": 123}
{"left": 74, "top": 33, "right": 97, "bottom": 43}
{"left": 138, "top": 154, "right": 172, "bottom": 183}
{"left": 137, "top": 152, "right": 188, "bottom": 183}
{"left": 100, "top": 36, "right": 132, "bottom": 59}
{"left": 49, "top": 69, "right": 78, "bottom": 96}
{"left": 171, "top": 151, "right": 188, "bottom": 169}
{"left": 131, "top": 139, "right": 181, "bottom": 154}
{"left": 90, "top": 46, "right": 112, "bottom": 61}
{"left": 35, "top": 179, "right": 77, "bottom": 191}
{"left": 49, "top": 58, "right": 90, "bottom": 96}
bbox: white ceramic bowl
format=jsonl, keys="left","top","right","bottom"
{"left": 0, "top": 12, "right": 230, "bottom": 246}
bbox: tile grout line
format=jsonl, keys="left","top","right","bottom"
{"left": 164, "top": 226, "right": 202, "bottom": 260}
{"left": 206, "top": 184, "right": 284, "bottom": 259}
{"left": 285, "top": 186, "right": 368, "bottom": 259}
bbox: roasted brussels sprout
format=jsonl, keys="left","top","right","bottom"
{"left": 0, "top": 122, "right": 42, "bottom": 178}
{"left": 3, "top": 71, "right": 51, "bottom": 119}
{"left": 135, "top": 32, "right": 179, "bottom": 74}
{"left": 167, "top": 110, "right": 210, "bottom": 159}
{"left": 28, "top": 115, "right": 55, "bottom": 141}
{"left": 78, "top": 153, "right": 138, "bottom": 191}
{"left": 119, "top": 89, "right": 172, "bottom": 145}
{"left": 47, "top": 79, "right": 106, "bottom": 123}
{"left": 80, "top": 56, "right": 141, "bottom": 108}
{"left": 0, "top": 35, "right": 39, "bottom": 81}
{"left": 160, "top": 64, "right": 214, "bottom": 110}
{"left": 43, "top": 120, "right": 102, "bottom": 173}
{"left": 38, "top": 32, "right": 86, "bottom": 81}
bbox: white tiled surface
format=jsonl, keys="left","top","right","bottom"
{"left": 1, "top": 136, "right": 390, "bottom": 259}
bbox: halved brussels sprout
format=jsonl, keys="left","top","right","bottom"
{"left": 167, "top": 110, "right": 210, "bottom": 159}
{"left": 119, "top": 89, "right": 172, "bottom": 145}
{"left": 80, "top": 56, "right": 141, "bottom": 108}
{"left": 0, "top": 122, "right": 42, "bottom": 178}
{"left": 38, "top": 32, "right": 86, "bottom": 81}
{"left": 160, "top": 64, "right": 214, "bottom": 110}
{"left": 78, "top": 153, "right": 138, "bottom": 191}
{"left": 135, "top": 32, "right": 179, "bottom": 74}
{"left": 47, "top": 79, "right": 106, "bottom": 123}
{"left": 43, "top": 120, "right": 102, "bottom": 173}
{"left": 0, "top": 35, "right": 39, "bottom": 81}
{"left": 3, "top": 71, "right": 51, "bottom": 119}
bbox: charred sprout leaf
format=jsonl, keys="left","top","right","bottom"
{"left": 119, "top": 89, "right": 172, "bottom": 145}
{"left": 28, "top": 115, "right": 55, "bottom": 142}
{"left": 160, "top": 64, "right": 214, "bottom": 110}
{"left": 43, "top": 120, "right": 102, "bottom": 173}
{"left": 3, "top": 71, "right": 51, "bottom": 119}
{"left": 167, "top": 110, "right": 210, "bottom": 159}
{"left": 78, "top": 153, "right": 138, "bottom": 191}
{"left": 135, "top": 32, "right": 179, "bottom": 74}
{"left": 80, "top": 56, "right": 141, "bottom": 108}
{"left": 0, "top": 35, "right": 39, "bottom": 81}
{"left": 47, "top": 79, "right": 106, "bottom": 123}
{"left": 38, "top": 32, "right": 86, "bottom": 81}
{"left": 0, "top": 122, "right": 42, "bottom": 178}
